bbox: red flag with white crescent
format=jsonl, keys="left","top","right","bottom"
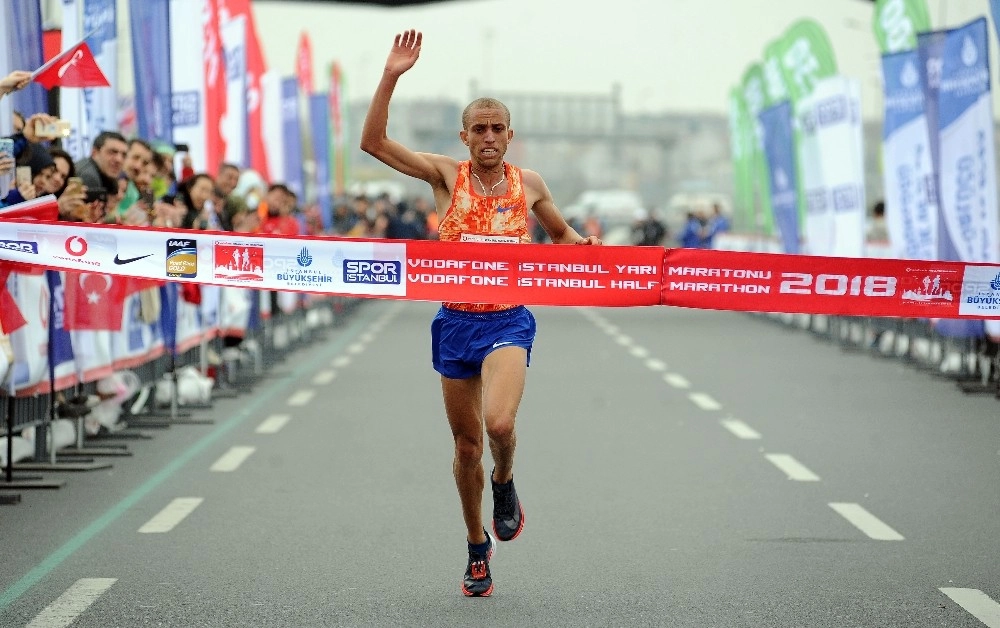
{"left": 32, "top": 40, "right": 110, "bottom": 89}
{"left": 63, "top": 272, "right": 128, "bottom": 331}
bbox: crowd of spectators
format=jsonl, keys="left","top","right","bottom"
{"left": 0, "top": 71, "right": 440, "bottom": 245}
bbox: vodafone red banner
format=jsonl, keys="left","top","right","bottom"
{"left": 0, "top": 220, "right": 998, "bottom": 319}
{"left": 664, "top": 248, "right": 1000, "bottom": 319}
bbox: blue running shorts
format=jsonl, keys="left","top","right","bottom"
{"left": 431, "top": 306, "right": 536, "bottom": 379}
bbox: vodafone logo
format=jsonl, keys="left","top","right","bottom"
{"left": 65, "top": 236, "right": 88, "bottom": 257}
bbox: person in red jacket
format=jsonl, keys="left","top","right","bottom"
{"left": 258, "top": 183, "right": 300, "bottom": 236}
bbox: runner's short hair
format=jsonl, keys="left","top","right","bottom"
{"left": 462, "top": 98, "right": 510, "bottom": 129}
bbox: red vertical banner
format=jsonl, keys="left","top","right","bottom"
{"left": 329, "top": 62, "right": 346, "bottom": 195}
{"left": 219, "top": 0, "right": 269, "bottom": 180}
{"left": 202, "top": 0, "right": 228, "bottom": 173}
{"left": 296, "top": 32, "right": 314, "bottom": 95}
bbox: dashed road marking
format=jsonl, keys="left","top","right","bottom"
{"left": 360, "top": 333, "right": 375, "bottom": 343}
{"left": 828, "top": 502, "right": 904, "bottom": 541}
{"left": 138, "top": 498, "right": 203, "bottom": 534}
{"left": 347, "top": 343, "right": 365, "bottom": 354}
{"left": 331, "top": 356, "right": 351, "bottom": 368}
{"left": 255, "top": 414, "right": 291, "bottom": 434}
{"left": 721, "top": 419, "right": 761, "bottom": 440}
{"left": 25, "top": 578, "right": 117, "bottom": 628}
{"left": 689, "top": 392, "right": 722, "bottom": 411}
{"left": 765, "top": 453, "right": 820, "bottom": 481}
{"left": 287, "top": 389, "right": 315, "bottom": 406}
{"left": 312, "top": 370, "right": 337, "bottom": 385}
{"left": 615, "top": 335, "right": 632, "bottom": 346}
{"left": 604, "top": 325, "right": 619, "bottom": 334}
{"left": 629, "top": 346, "right": 650, "bottom": 358}
{"left": 663, "top": 373, "right": 691, "bottom": 389}
{"left": 210, "top": 446, "right": 256, "bottom": 472}
{"left": 939, "top": 588, "right": 1000, "bottom": 627}
{"left": 644, "top": 358, "right": 667, "bottom": 371}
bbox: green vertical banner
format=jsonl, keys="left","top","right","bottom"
{"left": 873, "top": 0, "right": 931, "bottom": 53}
{"left": 778, "top": 19, "right": 839, "bottom": 105}
{"left": 329, "top": 61, "right": 349, "bottom": 195}
{"left": 762, "top": 39, "right": 792, "bottom": 106}
{"left": 777, "top": 19, "right": 839, "bottom": 227}
{"left": 727, "top": 87, "right": 754, "bottom": 230}
{"left": 741, "top": 63, "right": 773, "bottom": 233}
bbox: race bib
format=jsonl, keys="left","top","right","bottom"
{"left": 460, "top": 233, "right": 519, "bottom": 244}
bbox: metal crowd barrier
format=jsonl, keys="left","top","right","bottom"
{"left": 1, "top": 288, "right": 363, "bottom": 502}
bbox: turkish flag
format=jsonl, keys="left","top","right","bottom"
{"left": 32, "top": 41, "right": 110, "bottom": 89}
{"left": 0, "top": 268, "right": 27, "bottom": 334}
{"left": 63, "top": 272, "right": 127, "bottom": 331}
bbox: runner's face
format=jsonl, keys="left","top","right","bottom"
{"left": 462, "top": 108, "right": 511, "bottom": 169}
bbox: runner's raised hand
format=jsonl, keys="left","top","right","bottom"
{"left": 384, "top": 30, "right": 422, "bottom": 77}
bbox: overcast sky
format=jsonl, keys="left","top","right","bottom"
{"left": 254, "top": 0, "right": 994, "bottom": 119}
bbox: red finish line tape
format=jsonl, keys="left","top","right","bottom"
{"left": 0, "top": 219, "right": 996, "bottom": 319}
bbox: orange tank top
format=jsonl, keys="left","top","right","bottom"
{"left": 438, "top": 161, "right": 530, "bottom": 312}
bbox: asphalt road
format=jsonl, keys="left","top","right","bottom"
{"left": 0, "top": 300, "right": 998, "bottom": 627}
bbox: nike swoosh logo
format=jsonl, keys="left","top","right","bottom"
{"left": 496, "top": 205, "right": 515, "bottom": 213}
{"left": 113, "top": 254, "right": 153, "bottom": 265}
{"left": 492, "top": 341, "right": 513, "bottom": 349}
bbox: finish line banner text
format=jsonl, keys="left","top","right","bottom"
{"left": 0, "top": 220, "right": 998, "bottom": 318}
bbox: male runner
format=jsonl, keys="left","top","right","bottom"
{"left": 361, "top": 29, "right": 601, "bottom": 597}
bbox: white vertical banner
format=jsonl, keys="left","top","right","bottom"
{"left": 261, "top": 70, "right": 285, "bottom": 183}
{"left": 220, "top": 14, "right": 248, "bottom": 167}
{"left": 169, "top": 0, "right": 208, "bottom": 172}
{"left": 83, "top": 0, "right": 118, "bottom": 136}
{"left": 797, "top": 76, "right": 866, "bottom": 257}
{"left": 796, "top": 96, "right": 830, "bottom": 256}
{"left": 881, "top": 50, "right": 938, "bottom": 261}
{"left": 60, "top": 0, "right": 93, "bottom": 161}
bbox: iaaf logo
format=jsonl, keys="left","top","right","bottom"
{"left": 0, "top": 239, "right": 39, "bottom": 254}
{"left": 344, "top": 260, "right": 401, "bottom": 285}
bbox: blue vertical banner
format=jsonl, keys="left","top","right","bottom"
{"left": 83, "top": 0, "right": 118, "bottom": 134}
{"left": 759, "top": 101, "right": 800, "bottom": 254}
{"left": 8, "top": 0, "right": 47, "bottom": 117}
{"left": 917, "top": 29, "right": 946, "bottom": 236}
{"left": 280, "top": 76, "right": 304, "bottom": 198}
{"left": 881, "top": 50, "right": 938, "bottom": 261}
{"left": 129, "top": 0, "right": 172, "bottom": 143}
{"left": 45, "top": 271, "right": 77, "bottom": 391}
{"left": 937, "top": 18, "right": 998, "bottom": 265}
{"left": 309, "top": 93, "right": 332, "bottom": 231}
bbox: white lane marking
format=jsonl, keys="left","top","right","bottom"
{"left": 138, "top": 498, "right": 203, "bottom": 533}
{"left": 312, "top": 370, "right": 337, "bottom": 385}
{"left": 689, "top": 392, "right": 722, "bottom": 411}
{"left": 287, "top": 389, "right": 315, "bottom": 406}
{"left": 644, "top": 358, "right": 667, "bottom": 371}
{"left": 604, "top": 325, "right": 619, "bottom": 334}
{"left": 25, "top": 578, "right": 117, "bottom": 628}
{"left": 765, "top": 453, "right": 820, "bottom": 481}
{"left": 210, "top": 446, "right": 256, "bottom": 472}
{"left": 629, "top": 346, "right": 650, "bottom": 358}
{"left": 360, "top": 333, "right": 375, "bottom": 343}
{"left": 939, "top": 588, "right": 1000, "bottom": 627}
{"left": 828, "top": 502, "right": 904, "bottom": 541}
{"left": 721, "top": 419, "right": 762, "bottom": 440}
{"left": 256, "top": 414, "right": 291, "bottom": 434}
{"left": 347, "top": 343, "right": 365, "bottom": 354}
{"left": 331, "top": 356, "right": 351, "bottom": 368}
{"left": 615, "top": 335, "right": 632, "bottom": 346}
{"left": 663, "top": 373, "right": 690, "bottom": 389}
